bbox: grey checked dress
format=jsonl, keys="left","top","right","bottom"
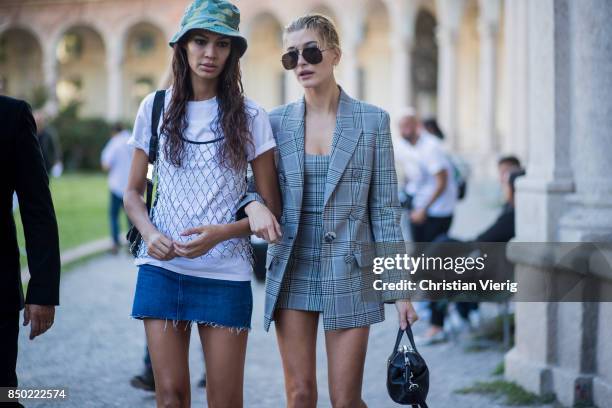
{"left": 276, "top": 153, "right": 329, "bottom": 312}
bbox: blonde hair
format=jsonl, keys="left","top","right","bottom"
{"left": 284, "top": 13, "right": 341, "bottom": 50}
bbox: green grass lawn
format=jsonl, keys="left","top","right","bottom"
{"left": 15, "top": 173, "right": 122, "bottom": 268}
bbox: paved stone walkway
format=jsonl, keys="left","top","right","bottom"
{"left": 15, "top": 184, "right": 554, "bottom": 407}
{"left": 16, "top": 252, "right": 549, "bottom": 408}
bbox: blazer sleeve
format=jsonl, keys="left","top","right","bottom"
{"left": 235, "top": 174, "right": 264, "bottom": 221}
{"left": 15, "top": 101, "right": 61, "bottom": 306}
{"left": 368, "top": 111, "right": 409, "bottom": 303}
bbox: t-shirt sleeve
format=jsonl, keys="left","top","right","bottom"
{"left": 246, "top": 103, "right": 276, "bottom": 162}
{"left": 424, "top": 144, "right": 447, "bottom": 175}
{"left": 128, "top": 93, "right": 154, "bottom": 155}
{"left": 100, "top": 139, "right": 115, "bottom": 168}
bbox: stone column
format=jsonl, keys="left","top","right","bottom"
{"left": 505, "top": 0, "right": 580, "bottom": 404}
{"left": 502, "top": 0, "right": 529, "bottom": 161}
{"left": 435, "top": 0, "right": 465, "bottom": 150}
{"left": 557, "top": 3, "right": 612, "bottom": 404}
{"left": 477, "top": 0, "right": 501, "bottom": 155}
{"left": 388, "top": 0, "right": 416, "bottom": 119}
{"left": 106, "top": 35, "right": 124, "bottom": 122}
{"left": 338, "top": 11, "right": 363, "bottom": 98}
{"left": 42, "top": 41, "right": 59, "bottom": 114}
{"left": 559, "top": 0, "right": 612, "bottom": 242}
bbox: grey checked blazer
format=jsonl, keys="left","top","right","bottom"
{"left": 240, "top": 89, "right": 407, "bottom": 331}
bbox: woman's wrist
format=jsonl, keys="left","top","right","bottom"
{"left": 212, "top": 222, "right": 247, "bottom": 242}
{"left": 141, "top": 224, "right": 158, "bottom": 243}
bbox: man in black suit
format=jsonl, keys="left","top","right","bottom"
{"left": 0, "top": 95, "right": 61, "bottom": 406}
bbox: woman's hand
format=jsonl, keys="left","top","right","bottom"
{"left": 410, "top": 208, "right": 427, "bottom": 225}
{"left": 245, "top": 201, "right": 282, "bottom": 243}
{"left": 173, "top": 225, "right": 225, "bottom": 259}
{"left": 395, "top": 300, "right": 419, "bottom": 330}
{"left": 144, "top": 230, "right": 176, "bottom": 260}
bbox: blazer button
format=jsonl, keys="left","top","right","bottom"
{"left": 324, "top": 231, "right": 336, "bottom": 243}
{"left": 280, "top": 215, "right": 286, "bottom": 224}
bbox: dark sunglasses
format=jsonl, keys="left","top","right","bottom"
{"left": 281, "top": 46, "right": 329, "bottom": 70}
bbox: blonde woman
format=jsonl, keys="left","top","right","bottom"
{"left": 243, "top": 14, "right": 418, "bottom": 408}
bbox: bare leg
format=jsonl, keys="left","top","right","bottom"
{"left": 325, "top": 326, "right": 370, "bottom": 408}
{"left": 197, "top": 325, "right": 248, "bottom": 408}
{"left": 144, "top": 319, "right": 191, "bottom": 408}
{"left": 275, "top": 309, "right": 319, "bottom": 408}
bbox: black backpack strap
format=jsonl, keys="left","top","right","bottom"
{"left": 148, "top": 89, "right": 166, "bottom": 165}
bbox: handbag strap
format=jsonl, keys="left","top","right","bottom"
{"left": 393, "top": 323, "right": 419, "bottom": 355}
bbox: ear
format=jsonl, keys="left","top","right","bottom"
{"left": 332, "top": 47, "right": 342, "bottom": 66}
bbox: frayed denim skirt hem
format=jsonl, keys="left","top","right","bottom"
{"left": 131, "top": 264, "right": 252, "bottom": 331}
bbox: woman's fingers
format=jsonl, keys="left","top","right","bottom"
{"left": 266, "top": 221, "right": 277, "bottom": 243}
{"left": 398, "top": 308, "right": 408, "bottom": 330}
{"left": 274, "top": 218, "right": 283, "bottom": 239}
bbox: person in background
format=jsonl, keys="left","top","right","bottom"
{"left": 101, "top": 123, "right": 134, "bottom": 254}
{"left": 425, "top": 156, "right": 525, "bottom": 339}
{"left": 476, "top": 156, "right": 523, "bottom": 243}
{"left": 33, "top": 110, "right": 63, "bottom": 177}
{"left": 423, "top": 117, "right": 445, "bottom": 141}
{"left": 1, "top": 95, "right": 61, "bottom": 408}
{"left": 398, "top": 108, "right": 457, "bottom": 243}
{"left": 397, "top": 108, "right": 457, "bottom": 344}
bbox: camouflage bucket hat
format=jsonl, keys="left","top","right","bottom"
{"left": 169, "top": 0, "right": 247, "bottom": 57}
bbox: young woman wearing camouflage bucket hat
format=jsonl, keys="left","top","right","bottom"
{"left": 124, "top": 0, "right": 282, "bottom": 406}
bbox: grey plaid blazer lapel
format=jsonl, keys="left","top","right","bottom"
{"left": 281, "top": 97, "right": 306, "bottom": 215}
{"left": 282, "top": 90, "right": 361, "bottom": 210}
{"left": 324, "top": 90, "right": 361, "bottom": 207}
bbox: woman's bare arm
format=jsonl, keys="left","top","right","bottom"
{"left": 123, "top": 149, "right": 175, "bottom": 260}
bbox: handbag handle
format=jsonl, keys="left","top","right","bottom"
{"left": 393, "top": 323, "right": 419, "bottom": 354}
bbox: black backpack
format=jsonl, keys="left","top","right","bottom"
{"left": 126, "top": 89, "right": 165, "bottom": 257}
{"left": 387, "top": 325, "right": 429, "bottom": 407}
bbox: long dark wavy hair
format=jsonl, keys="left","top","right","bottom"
{"left": 160, "top": 34, "right": 252, "bottom": 171}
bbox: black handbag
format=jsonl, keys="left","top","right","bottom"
{"left": 387, "top": 324, "right": 430, "bottom": 407}
{"left": 126, "top": 89, "right": 166, "bottom": 257}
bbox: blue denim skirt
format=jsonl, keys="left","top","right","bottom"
{"left": 131, "top": 264, "right": 253, "bottom": 330}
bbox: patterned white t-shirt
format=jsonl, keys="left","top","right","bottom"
{"left": 128, "top": 90, "right": 276, "bottom": 281}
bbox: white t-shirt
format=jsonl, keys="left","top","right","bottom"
{"left": 399, "top": 132, "right": 457, "bottom": 217}
{"left": 101, "top": 130, "right": 133, "bottom": 197}
{"left": 128, "top": 90, "right": 276, "bottom": 281}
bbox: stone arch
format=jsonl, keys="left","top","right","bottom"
{"left": 357, "top": 0, "right": 391, "bottom": 110}
{"left": 56, "top": 24, "right": 107, "bottom": 118}
{"left": 242, "top": 12, "right": 285, "bottom": 109}
{"left": 0, "top": 26, "right": 44, "bottom": 106}
{"left": 122, "top": 21, "right": 169, "bottom": 120}
{"left": 412, "top": 8, "right": 439, "bottom": 117}
{"left": 456, "top": 0, "right": 480, "bottom": 151}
